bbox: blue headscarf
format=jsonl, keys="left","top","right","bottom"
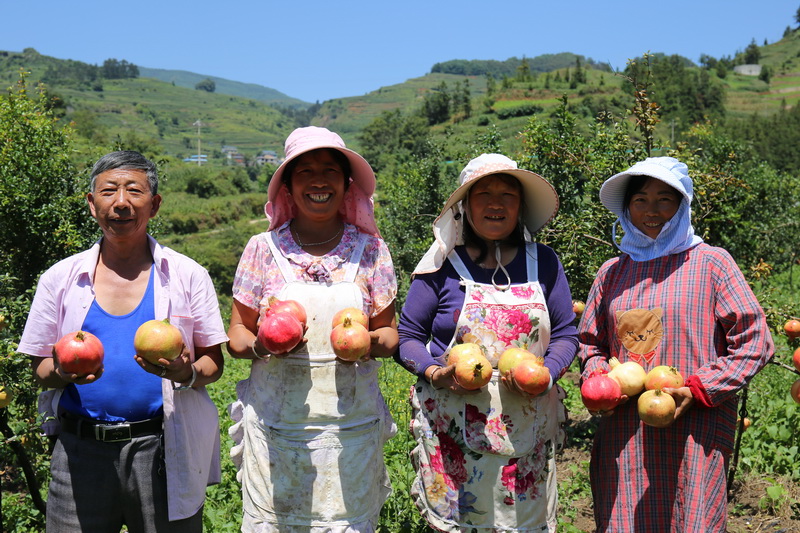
{"left": 600, "top": 157, "right": 704, "bottom": 262}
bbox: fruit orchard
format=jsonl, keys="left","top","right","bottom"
{"left": 3, "top": 59, "right": 800, "bottom": 532}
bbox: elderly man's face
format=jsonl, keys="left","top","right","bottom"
{"left": 87, "top": 169, "right": 161, "bottom": 240}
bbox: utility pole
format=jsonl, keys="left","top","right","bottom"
{"left": 193, "top": 119, "right": 204, "bottom": 166}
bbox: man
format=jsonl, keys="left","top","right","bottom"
{"left": 18, "top": 151, "right": 227, "bottom": 532}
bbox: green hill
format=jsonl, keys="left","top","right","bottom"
{"left": 138, "top": 66, "right": 309, "bottom": 107}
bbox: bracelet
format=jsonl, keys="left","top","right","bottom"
{"left": 172, "top": 364, "right": 197, "bottom": 391}
{"left": 251, "top": 339, "right": 270, "bottom": 361}
{"left": 428, "top": 366, "right": 443, "bottom": 389}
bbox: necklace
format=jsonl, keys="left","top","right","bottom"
{"left": 292, "top": 225, "right": 343, "bottom": 247}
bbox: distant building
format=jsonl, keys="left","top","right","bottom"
{"left": 183, "top": 154, "right": 208, "bottom": 165}
{"left": 734, "top": 64, "right": 762, "bottom": 76}
{"left": 255, "top": 150, "right": 280, "bottom": 166}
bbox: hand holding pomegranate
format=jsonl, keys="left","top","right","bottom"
{"left": 134, "top": 344, "right": 192, "bottom": 381}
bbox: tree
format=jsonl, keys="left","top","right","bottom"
{"left": 795, "top": 6, "right": 800, "bottom": 26}
{"left": 421, "top": 82, "right": 451, "bottom": 125}
{"left": 743, "top": 39, "right": 761, "bottom": 64}
{"left": 1, "top": 72, "right": 98, "bottom": 530}
{"left": 195, "top": 78, "right": 216, "bottom": 92}
{"left": 516, "top": 57, "right": 532, "bottom": 82}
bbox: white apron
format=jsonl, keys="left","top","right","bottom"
{"left": 409, "top": 244, "right": 566, "bottom": 532}
{"left": 229, "top": 232, "right": 395, "bottom": 532}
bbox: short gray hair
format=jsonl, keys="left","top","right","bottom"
{"left": 90, "top": 151, "right": 159, "bottom": 195}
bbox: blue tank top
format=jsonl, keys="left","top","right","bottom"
{"left": 59, "top": 266, "right": 164, "bottom": 422}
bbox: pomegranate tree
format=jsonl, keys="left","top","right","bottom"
{"left": 54, "top": 330, "right": 105, "bottom": 376}
{"left": 134, "top": 319, "right": 184, "bottom": 364}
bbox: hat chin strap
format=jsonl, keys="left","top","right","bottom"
{"left": 491, "top": 241, "right": 511, "bottom": 291}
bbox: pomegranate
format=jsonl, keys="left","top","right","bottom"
{"left": 580, "top": 370, "right": 623, "bottom": 412}
{"left": 793, "top": 347, "right": 800, "bottom": 373}
{"left": 266, "top": 297, "right": 307, "bottom": 328}
{"left": 572, "top": 300, "right": 586, "bottom": 319}
{"left": 791, "top": 379, "right": 800, "bottom": 404}
{"left": 331, "top": 307, "right": 369, "bottom": 329}
{"left": 738, "top": 417, "right": 752, "bottom": 430}
{"left": 330, "top": 317, "right": 371, "bottom": 361}
{"left": 607, "top": 357, "right": 646, "bottom": 397}
{"left": 53, "top": 330, "right": 105, "bottom": 376}
{"left": 134, "top": 319, "right": 184, "bottom": 365}
{"left": 497, "top": 347, "right": 536, "bottom": 376}
{"left": 258, "top": 313, "right": 304, "bottom": 354}
{"left": 644, "top": 365, "right": 684, "bottom": 390}
{"left": 637, "top": 389, "right": 676, "bottom": 428}
{"left": 446, "top": 342, "right": 483, "bottom": 366}
{"left": 512, "top": 357, "right": 551, "bottom": 396}
{"left": 0, "top": 385, "right": 13, "bottom": 409}
{"left": 454, "top": 353, "right": 493, "bottom": 390}
{"left": 784, "top": 319, "right": 800, "bottom": 340}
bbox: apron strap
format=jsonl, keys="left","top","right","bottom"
{"left": 266, "top": 228, "right": 369, "bottom": 284}
{"left": 267, "top": 230, "right": 294, "bottom": 281}
{"left": 448, "top": 243, "right": 539, "bottom": 283}
{"left": 524, "top": 242, "right": 539, "bottom": 282}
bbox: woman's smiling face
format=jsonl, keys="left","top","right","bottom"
{"left": 288, "top": 149, "right": 347, "bottom": 224}
{"left": 466, "top": 174, "right": 522, "bottom": 242}
{"left": 627, "top": 177, "right": 682, "bottom": 239}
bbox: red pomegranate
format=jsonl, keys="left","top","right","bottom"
{"left": 266, "top": 297, "right": 307, "bottom": 328}
{"left": 330, "top": 317, "right": 371, "bottom": 361}
{"left": 512, "top": 357, "right": 551, "bottom": 396}
{"left": 258, "top": 313, "right": 304, "bottom": 354}
{"left": 784, "top": 319, "right": 800, "bottom": 340}
{"left": 644, "top": 365, "right": 684, "bottom": 390}
{"left": 580, "top": 370, "right": 623, "bottom": 412}
{"left": 134, "top": 319, "right": 184, "bottom": 365}
{"left": 54, "top": 331, "right": 105, "bottom": 376}
{"left": 637, "top": 389, "right": 676, "bottom": 427}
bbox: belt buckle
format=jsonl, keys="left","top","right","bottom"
{"left": 94, "top": 423, "right": 132, "bottom": 442}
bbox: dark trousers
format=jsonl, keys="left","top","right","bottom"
{"left": 46, "top": 431, "right": 203, "bottom": 533}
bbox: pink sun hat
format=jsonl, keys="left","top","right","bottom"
{"left": 265, "top": 126, "right": 380, "bottom": 236}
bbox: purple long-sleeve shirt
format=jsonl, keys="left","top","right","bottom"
{"left": 398, "top": 244, "right": 579, "bottom": 382}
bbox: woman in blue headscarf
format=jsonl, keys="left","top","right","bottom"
{"left": 578, "top": 157, "right": 773, "bottom": 532}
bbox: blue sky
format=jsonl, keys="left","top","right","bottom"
{"left": 2, "top": 0, "right": 797, "bottom": 103}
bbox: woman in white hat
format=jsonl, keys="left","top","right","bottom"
{"left": 226, "top": 127, "right": 398, "bottom": 532}
{"left": 578, "top": 157, "right": 773, "bottom": 531}
{"left": 397, "top": 153, "right": 579, "bottom": 532}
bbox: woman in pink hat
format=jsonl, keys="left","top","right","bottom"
{"left": 226, "top": 127, "right": 398, "bottom": 532}
{"left": 397, "top": 153, "right": 579, "bottom": 532}
{"left": 578, "top": 157, "right": 773, "bottom": 532}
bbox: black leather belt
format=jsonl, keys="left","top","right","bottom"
{"left": 60, "top": 414, "right": 163, "bottom": 442}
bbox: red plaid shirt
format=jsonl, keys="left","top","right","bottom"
{"left": 578, "top": 243, "right": 773, "bottom": 532}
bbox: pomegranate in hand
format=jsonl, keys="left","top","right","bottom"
{"left": 512, "top": 357, "right": 551, "bottom": 396}
{"left": 258, "top": 313, "right": 304, "bottom": 354}
{"left": 134, "top": 319, "right": 184, "bottom": 365}
{"left": 454, "top": 353, "right": 493, "bottom": 390}
{"left": 331, "top": 307, "right": 369, "bottom": 329}
{"left": 637, "top": 389, "right": 676, "bottom": 427}
{"left": 607, "top": 357, "right": 646, "bottom": 397}
{"left": 581, "top": 370, "right": 623, "bottom": 412}
{"left": 446, "top": 342, "right": 483, "bottom": 366}
{"left": 266, "top": 297, "right": 307, "bottom": 328}
{"left": 330, "top": 317, "right": 371, "bottom": 361}
{"left": 644, "top": 365, "right": 684, "bottom": 390}
{"left": 54, "top": 330, "right": 105, "bottom": 376}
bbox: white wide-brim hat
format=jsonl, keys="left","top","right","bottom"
{"left": 599, "top": 156, "right": 693, "bottom": 217}
{"left": 413, "top": 153, "right": 559, "bottom": 275}
{"left": 265, "top": 126, "right": 379, "bottom": 236}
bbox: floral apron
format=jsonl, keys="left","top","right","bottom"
{"left": 410, "top": 243, "right": 565, "bottom": 532}
{"left": 229, "top": 232, "right": 395, "bottom": 532}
